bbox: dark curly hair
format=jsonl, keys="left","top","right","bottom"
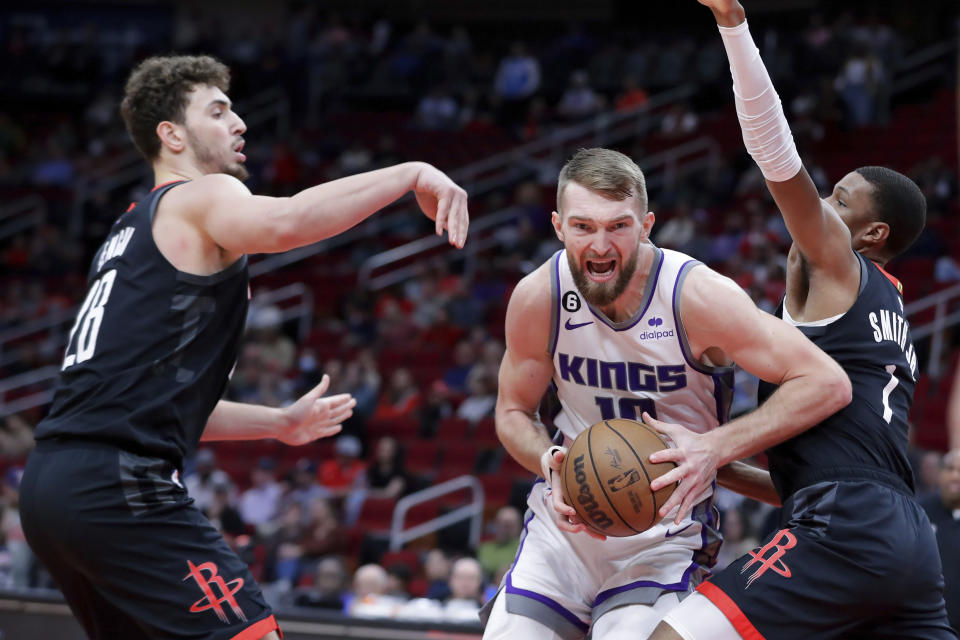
{"left": 120, "top": 55, "right": 230, "bottom": 161}
{"left": 854, "top": 166, "right": 926, "bottom": 259}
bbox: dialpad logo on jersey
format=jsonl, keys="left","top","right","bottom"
{"left": 572, "top": 454, "right": 614, "bottom": 530}
{"left": 637, "top": 316, "right": 675, "bottom": 341}
{"left": 183, "top": 560, "right": 247, "bottom": 624}
{"left": 558, "top": 354, "right": 687, "bottom": 393}
{"left": 741, "top": 529, "right": 797, "bottom": 589}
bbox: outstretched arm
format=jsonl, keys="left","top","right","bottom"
{"left": 717, "top": 461, "right": 780, "bottom": 506}
{"left": 171, "top": 161, "right": 469, "bottom": 256}
{"left": 703, "top": 0, "right": 858, "bottom": 277}
{"left": 647, "top": 267, "right": 850, "bottom": 521}
{"left": 202, "top": 374, "right": 356, "bottom": 446}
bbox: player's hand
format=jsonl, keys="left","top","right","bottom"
{"left": 540, "top": 445, "right": 607, "bottom": 541}
{"left": 413, "top": 163, "right": 469, "bottom": 249}
{"left": 276, "top": 374, "right": 357, "bottom": 446}
{"left": 643, "top": 412, "right": 720, "bottom": 524}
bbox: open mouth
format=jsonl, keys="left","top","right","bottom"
{"left": 233, "top": 140, "right": 246, "bottom": 162}
{"left": 585, "top": 259, "right": 617, "bottom": 282}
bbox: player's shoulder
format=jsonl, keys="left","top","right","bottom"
{"left": 160, "top": 173, "right": 251, "bottom": 216}
{"left": 678, "top": 263, "right": 751, "bottom": 316}
{"left": 505, "top": 257, "right": 554, "bottom": 333}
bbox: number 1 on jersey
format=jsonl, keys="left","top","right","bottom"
{"left": 62, "top": 270, "right": 117, "bottom": 370}
{"left": 880, "top": 364, "right": 898, "bottom": 423}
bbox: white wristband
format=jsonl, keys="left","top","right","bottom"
{"left": 719, "top": 20, "right": 802, "bottom": 182}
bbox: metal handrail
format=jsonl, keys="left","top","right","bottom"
{"left": 389, "top": 475, "right": 485, "bottom": 552}
{"left": 904, "top": 281, "right": 960, "bottom": 379}
{"left": 251, "top": 282, "right": 314, "bottom": 341}
{"left": 0, "top": 195, "right": 46, "bottom": 242}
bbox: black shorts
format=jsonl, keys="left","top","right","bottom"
{"left": 20, "top": 440, "right": 280, "bottom": 640}
{"left": 700, "top": 470, "right": 956, "bottom": 640}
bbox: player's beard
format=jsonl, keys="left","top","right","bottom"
{"left": 567, "top": 246, "right": 639, "bottom": 308}
{"left": 186, "top": 128, "right": 249, "bottom": 181}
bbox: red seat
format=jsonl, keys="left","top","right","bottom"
{"left": 357, "top": 496, "right": 397, "bottom": 530}
{"left": 380, "top": 550, "right": 422, "bottom": 576}
{"left": 405, "top": 439, "right": 440, "bottom": 473}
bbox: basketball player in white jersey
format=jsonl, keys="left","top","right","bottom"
{"left": 480, "top": 148, "right": 851, "bottom": 640}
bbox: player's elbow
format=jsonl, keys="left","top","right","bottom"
{"left": 821, "top": 364, "right": 853, "bottom": 414}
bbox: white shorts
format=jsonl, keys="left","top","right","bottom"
{"left": 481, "top": 481, "right": 719, "bottom": 638}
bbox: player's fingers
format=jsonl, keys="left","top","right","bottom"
{"left": 550, "top": 484, "right": 576, "bottom": 516}
{"left": 658, "top": 483, "right": 687, "bottom": 518}
{"left": 454, "top": 195, "right": 469, "bottom": 247}
{"left": 309, "top": 374, "right": 331, "bottom": 398}
{"left": 648, "top": 446, "right": 683, "bottom": 465}
{"left": 315, "top": 424, "right": 343, "bottom": 439}
{"left": 434, "top": 195, "right": 451, "bottom": 237}
{"left": 649, "top": 465, "right": 684, "bottom": 492}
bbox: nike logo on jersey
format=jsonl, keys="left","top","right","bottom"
{"left": 664, "top": 523, "right": 694, "bottom": 538}
{"left": 565, "top": 319, "right": 593, "bottom": 330}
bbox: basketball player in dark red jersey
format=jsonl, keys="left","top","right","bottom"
{"left": 19, "top": 55, "right": 468, "bottom": 640}
{"left": 645, "top": 2, "right": 956, "bottom": 638}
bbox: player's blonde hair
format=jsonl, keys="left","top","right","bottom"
{"left": 556, "top": 148, "right": 648, "bottom": 217}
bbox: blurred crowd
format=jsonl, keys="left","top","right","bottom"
{"left": 1, "top": 0, "right": 958, "bottom": 626}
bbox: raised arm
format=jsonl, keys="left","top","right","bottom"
{"left": 648, "top": 266, "right": 851, "bottom": 520}
{"left": 703, "top": 0, "right": 858, "bottom": 277}
{"left": 166, "top": 161, "right": 468, "bottom": 256}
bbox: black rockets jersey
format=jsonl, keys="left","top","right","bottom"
{"left": 35, "top": 181, "right": 249, "bottom": 465}
{"left": 759, "top": 253, "right": 918, "bottom": 499}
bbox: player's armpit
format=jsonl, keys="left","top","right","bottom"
{"left": 680, "top": 267, "right": 852, "bottom": 465}
{"left": 717, "top": 461, "right": 780, "bottom": 506}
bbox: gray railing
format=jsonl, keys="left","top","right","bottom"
{"left": 0, "top": 195, "right": 46, "bottom": 242}
{"left": 905, "top": 282, "right": 960, "bottom": 379}
{"left": 389, "top": 475, "right": 485, "bottom": 552}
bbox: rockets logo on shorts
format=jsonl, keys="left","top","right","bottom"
{"left": 741, "top": 528, "right": 797, "bottom": 589}
{"left": 183, "top": 560, "right": 247, "bottom": 623}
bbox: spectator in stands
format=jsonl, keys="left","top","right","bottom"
{"left": 416, "top": 86, "right": 460, "bottom": 130}
{"left": 293, "top": 555, "right": 350, "bottom": 611}
{"left": 247, "top": 305, "right": 296, "bottom": 373}
{"left": 834, "top": 45, "right": 885, "bottom": 128}
{"left": 365, "top": 436, "right": 409, "bottom": 499}
{"left": 556, "top": 70, "right": 602, "bottom": 122}
{"left": 493, "top": 41, "right": 541, "bottom": 132}
{"left": 0, "top": 467, "right": 33, "bottom": 588}
{"left": 0, "top": 414, "right": 34, "bottom": 462}
{"left": 184, "top": 447, "right": 233, "bottom": 513}
{"left": 654, "top": 200, "right": 697, "bottom": 250}
{"left": 477, "top": 505, "right": 522, "bottom": 579}
{"left": 714, "top": 505, "right": 760, "bottom": 570}
{"left": 921, "top": 450, "right": 960, "bottom": 632}
{"left": 455, "top": 372, "right": 497, "bottom": 425}
{"left": 444, "top": 557, "right": 485, "bottom": 622}
{"left": 282, "top": 458, "right": 331, "bottom": 519}
{"left": 297, "top": 496, "right": 347, "bottom": 573}
{"left": 372, "top": 368, "right": 422, "bottom": 422}
{"left": 420, "top": 380, "right": 455, "bottom": 437}
{"left": 443, "top": 341, "right": 476, "bottom": 394}
{"left": 385, "top": 562, "right": 413, "bottom": 600}
{"left": 348, "top": 563, "right": 400, "bottom": 618}
{"left": 263, "top": 501, "right": 309, "bottom": 587}
{"left": 319, "top": 435, "right": 367, "bottom": 524}
{"left": 204, "top": 475, "right": 246, "bottom": 547}
{"left": 423, "top": 548, "right": 452, "bottom": 601}
{"left": 239, "top": 456, "right": 283, "bottom": 529}
{"left": 614, "top": 75, "right": 648, "bottom": 112}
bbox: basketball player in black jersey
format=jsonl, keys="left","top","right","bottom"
{"left": 641, "top": 2, "right": 956, "bottom": 639}
{"left": 18, "top": 55, "right": 468, "bottom": 640}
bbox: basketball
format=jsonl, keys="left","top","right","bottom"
{"left": 560, "top": 418, "right": 676, "bottom": 537}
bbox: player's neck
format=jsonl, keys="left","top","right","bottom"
{"left": 152, "top": 155, "right": 205, "bottom": 186}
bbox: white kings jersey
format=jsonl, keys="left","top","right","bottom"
{"left": 548, "top": 247, "right": 733, "bottom": 443}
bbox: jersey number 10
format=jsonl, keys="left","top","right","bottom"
{"left": 61, "top": 270, "right": 117, "bottom": 370}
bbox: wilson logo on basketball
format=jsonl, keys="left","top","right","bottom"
{"left": 183, "top": 560, "right": 247, "bottom": 624}
{"left": 741, "top": 529, "right": 797, "bottom": 589}
{"left": 572, "top": 454, "right": 614, "bottom": 530}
